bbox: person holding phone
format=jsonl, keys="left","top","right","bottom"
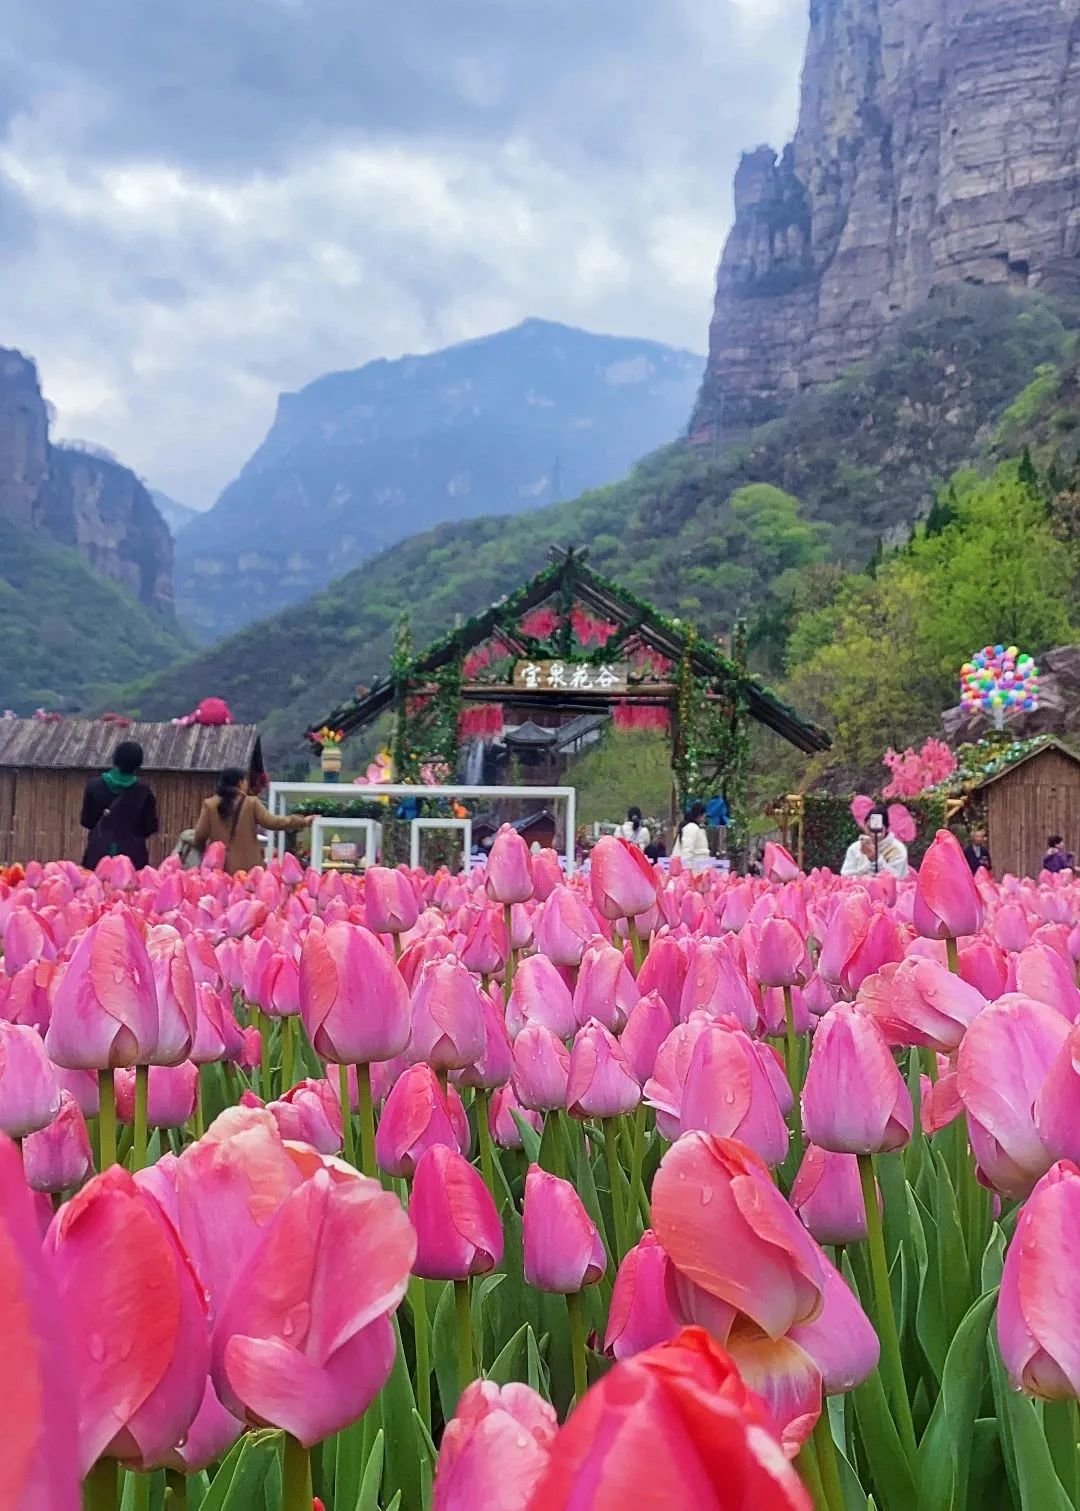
{"left": 841, "top": 804, "right": 909, "bottom": 878}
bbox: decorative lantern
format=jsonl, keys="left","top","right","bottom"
{"left": 314, "top": 727, "right": 345, "bottom": 782}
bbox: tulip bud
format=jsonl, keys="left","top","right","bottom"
{"left": 566, "top": 1020, "right": 641, "bottom": 1120}
{"left": 266, "top": 1079, "right": 343, "bottom": 1154}
{"left": 146, "top": 924, "right": 197, "bottom": 1065}
{"left": 913, "top": 830, "right": 984, "bottom": 941}
{"left": 505, "top": 953, "right": 576, "bottom": 1042}
{"left": 678, "top": 937, "right": 757, "bottom": 1032}
{"left": 572, "top": 942, "right": 639, "bottom": 1033}
{"left": 409, "top": 956, "right": 487, "bottom": 1071}
{"left": 433, "top": 1379, "right": 557, "bottom": 1511}
{"left": 45, "top": 911, "right": 159, "bottom": 1070}
{"left": 410, "top": 1145, "right": 504, "bottom": 1281}
{"left": 588, "top": 836, "right": 658, "bottom": 922}
{"left": 299, "top": 920, "right": 411, "bottom": 1064}
{"left": 364, "top": 866, "right": 419, "bottom": 935}
{"left": 453, "top": 991, "right": 512, "bottom": 1091}
{"left": 485, "top": 826, "right": 534, "bottom": 905}
{"left": 802, "top": 1004, "right": 913, "bottom": 1155}
{"left": 789, "top": 1144, "right": 869, "bottom": 1246}
{"left": 375, "top": 1063, "right": 466, "bottom": 1178}
{"left": 998, "top": 1160, "right": 1080, "bottom": 1398}
{"left": 488, "top": 1083, "right": 543, "bottom": 1149}
{"left": 116, "top": 1062, "right": 199, "bottom": 1130}
{"left": 620, "top": 990, "right": 674, "bottom": 1085}
{"left": 523, "top": 1164, "right": 606, "bottom": 1293}
{"left": 605, "top": 1231, "right": 679, "bottom": 1360}
{"left": 754, "top": 916, "right": 807, "bottom": 989}
{"left": 678, "top": 1020, "right": 788, "bottom": 1165}
{"left": 534, "top": 886, "right": 601, "bottom": 967}
{"left": 22, "top": 1091, "right": 94, "bottom": 1192}
{"left": 511, "top": 1022, "right": 571, "bottom": 1112}
{"left": 0, "top": 1020, "right": 59, "bottom": 1136}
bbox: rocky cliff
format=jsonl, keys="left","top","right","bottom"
{"left": 0, "top": 348, "right": 174, "bottom": 612}
{"left": 693, "top": 0, "right": 1080, "bottom": 434}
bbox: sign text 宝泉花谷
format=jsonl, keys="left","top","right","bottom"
{"left": 511, "top": 660, "right": 629, "bottom": 693}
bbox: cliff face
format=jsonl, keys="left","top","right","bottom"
{"left": 0, "top": 348, "right": 174, "bottom": 613}
{"left": 693, "top": 0, "right": 1080, "bottom": 433}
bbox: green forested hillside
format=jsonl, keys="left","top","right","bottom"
{"left": 124, "top": 288, "right": 1079, "bottom": 762}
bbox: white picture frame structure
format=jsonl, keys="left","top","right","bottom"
{"left": 410, "top": 817, "right": 472, "bottom": 872}
{"left": 309, "top": 817, "right": 379, "bottom": 875}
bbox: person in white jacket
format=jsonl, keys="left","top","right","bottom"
{"left": 672, "top": 802, "right": 711, "bottom": 872}
{"left": 841, "top": 805, "right": 908, "bottom": 879}
{"left": 617, "top": 806, "right": 651, "bottom": 850}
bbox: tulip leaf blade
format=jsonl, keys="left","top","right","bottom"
{"left": 199, "top": 1429, "right": 281, "bottom": 1511}
{"left": 916, "top": 1287, "right": 996, "bottom": 1510}
{"left": 851, "top": 1366, "right": 919, "bottom": 1511}
{"left": 510, "top": 1109, "right": 543, "bottom": 1166}
{"left": 378, "top": 1316, "right": 424, "bottom": 1511}
{"left": 432, "top": 1278, "right": 463, "bottom": 1421}
{"left": 980, "top": 1225, "right": 1006, "bottom": 1295}
{"left": 487, "top": 1320, "right": 530, "bottom": 1385}
{"left": 354, "top": 1428, "right": 385, "bottom": 1511}
{"left": 989, "top": 1334, "right": 1074, "bottom": 1511}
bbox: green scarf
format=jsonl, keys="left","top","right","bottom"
{"left": 101, "top": 768, "right": 137, "bottom": 794}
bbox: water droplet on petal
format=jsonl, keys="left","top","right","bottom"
{"left": 700, "top": 1188, "right": 713, "bottom": 1206}
{"left": 88, "top": 1333, "right": 106, "bottom": 1363}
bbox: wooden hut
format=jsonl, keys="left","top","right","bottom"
{"left": 965, "top": 737, "right": 1080, "bottom": 878}
{"left": 0, "top": 719, "right": 264, "bottom": 866}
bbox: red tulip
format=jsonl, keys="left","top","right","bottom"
{"left": 299, "top": 920, "right": 411, "bottom": 1064}
{"left": 511, "top": 1023, "right": 571, "bottom": 1112}
{"left": 589, "top": 836, "right": 658, "bottom": 921}
{"left": 857, "top": 956, "right": 985, "bottom": 1052}
{"left": 0, "top": 1019, "right": 59, "bottom": 1136}
{"left": 566, "top": 1020, "right": 641, "bottom": 1119}
{"left": 789, "top": 1144, "right": 869, "bottom": 1246}
{"left": 652, "top": 1134, "right": 824, "bottom": 1341}
{"left": 620, "top": 989, "right": 674, "bottom": 1085}
{"left": 116, "top": 1061, "right": 199, "bottom": 1129}
{"left": 210, "top": 1164, "right": 415, "bottom": 1446}
{"left": 676, "top": 1020, "right": 788, "bottom": 1165}
{"left": 998, "top": 1160, "right": 1080, "bottom": 1399}
{"left": 410, "top": 1145, "right": 503, "bottom": 1280}
{"left": 146, "top": 924, "right": 197, "bottom": 1064}
{"left": 605, "top": 1230, "right": 680, "bottom": 1360}
{"left": 375, "top": 1063, "right": 466, "bottom": 1178}
{"left": 47, "top": 1164, "right": 209, "bottom": 1472}
{"left": 957, "top": 994, "right": 1068, "bottom": 1199}
{"left": 523, "top": 1164, "right": 606, "bottom": 1293}
{"left": 802, "top": 1004, "right": 913, "bottom": 1155}
{"left": 754, "top": 917, "right": 807, "bottom": 989}
{"left": 45, "top": 911, "right": 158, "bottom": 1069}
{"left": 489, "top": 1083, "right": 543, "bottom": 1149}
{"left": 679, "top": 937, "right": 758, "bottom": 1032}
{"left": 433, "top": 1379, "right": 557, "bottom": 1511}
{"left": 534, "top": 885, "right": 601, "bottom": 967}
{"left": 573, "top": 941, "right": 639, "bottom": 1033}
{"left": 527, "top": 1327, "right": 811, "bottom": 1509}
{"left": 505, "top": 953, "right": 576, "bottom": 1042}
{"left": 486, "top": 825, "right": 534, "bottom": 905}
{"left": 364, "top": 865, "right": 419, "bottom": 935}
{"left": 913, "top": 829, "right": 984, "bottom": 940}
{"left": 409, "top": 955, "right": 487, "bottom": 1071}
{"left": 788, "top": 1257, "right": 879, "bottom": 1395}
{"left": 0, "top": 1135, "right": 79, "bottom": 1507}
{"left": 22, "top": 1090, "right": 94, "bottom": 1193}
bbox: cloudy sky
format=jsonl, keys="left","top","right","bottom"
{"left": 0, "top": 0, "right": 806, "bottom": 508}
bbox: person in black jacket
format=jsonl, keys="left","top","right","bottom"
{"left": 963, "top": 827, "right": 992, "bottom": 876}
{"left": 80, "top": 740, "right": 159, "bottom": 870}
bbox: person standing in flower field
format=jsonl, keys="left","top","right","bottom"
{"left": 841, "top": 804, "right": 908, "bottom": 878}
{"left": 617, "top": 806, "right": 651, "bottom": 850}
{"left": 192, "top": 766, "right": 314, "bottom": 874}
{"left": 80, "top": 739, "right": 159, "bottom": 870}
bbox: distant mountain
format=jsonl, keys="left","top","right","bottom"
{"left": 175, "top": 319, "right": 703, "bottom": 640}
{"left": 151, "top": 490, "right": 199, "bottom": 538}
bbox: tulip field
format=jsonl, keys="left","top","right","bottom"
{"left": 5, "top": 827, "right": 1080, "bottom": 1510}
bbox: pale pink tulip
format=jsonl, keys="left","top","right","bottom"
{"left": 913, "top": 829, "right": 984, "bottom": 940}
{"left": 364, "top": 865, "right": 419, "bottom": 935}
{"left": 573, "top": 942, "right": 639, "bottom": 1033}
{"left": 523, "top": 1164, "right": 606, "bottom": 1293}
{"left": 299, "top": 921, "right": 410, "bottom": 1064}
{"left": 116, "top": 1061, "right": 199, "bottom": 1129}
{"left": 998, "top": 1160, "right": 1080, "bottom": 1399}
{"left": 534, "top": 885, "right": 601, "bottom": 967}
{"left": 0, "top": 1019, "right": 59, "bottom": 1136}
{"left": 44, "top": 911, "right": 159, "bottom": 1070}
{"left": 486, "top": 826, "right": 534, "bottom": 906}
{"left": 802, "top": 1004, "right": 913, "bottom": 1155}
{"left": 433, "top": 1380, "right": 557, "bottom": 1511}
{"left": 409, "top": 955, "right": 487, "bottom": 1070}
{"left": 566, "top": 1020, "right": 641, "bottom": 1119}
{"left": 678, "top": 937, "right": 757, "bottom": 1032}
{"left": 589, "top": 836, "right": 658, "bottom": 921}
{"left": 22, "top": 1091, "right": 94, "bottom": 1193}
{"left": 1035, "top": 1021, "right": 1080, "bottom": 1164}
{"left": 857, "top": 956, "right": 985, "bottom": 1052}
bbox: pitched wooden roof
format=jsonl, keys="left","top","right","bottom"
{"left": 0, "top": 719, "right": 262, "bottom": 773}
{"left": 965, "top": 736, "right": 1080, "bottom": 793}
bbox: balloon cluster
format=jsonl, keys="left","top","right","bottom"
{"left": 960, "top": 645, "right": 1040, "bottom": 728}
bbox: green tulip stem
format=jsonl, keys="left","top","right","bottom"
{"left": 857, "top": 1153, "right": 918, "bottom": 1463}
{"left": 475, "top": 1087, "right": 496, "bottom": 1196}
{"left": 281, "top": 1433, "right": 312, "bottom": 1511}
{"left": 504, "top": 905, "right": 517, "bottom": 994}
{"left": 454, "top": 1278, "right": 474, "bottom": 1395}
{"left": 566, "top": 1289, "right": 588, "bottom": 1404}
{"left": 98, "top": 1070, "right": 117, "bottom": 1170}
{"left": 131, "top": 1472, "right": 151, "bottom": 1511}
{"left": 813, "top": 1413, "right": 845, "bottom": 1511}
{"left": 603, "top": 1117, "right": 627, "bottom": 1262}
{"left": 795, "top": 1438, "right": 828, "bottom": 1511}
{"left": 357, "top": 1061, "right": 377, "bottom": 1180}
{"left": 132, "top": 1063, "right": 149, "bottom": 1173}
{"left": 281, "top": 1014, "right": 295, "bottom": 1094}
{"left": 83, "top": 1459, "right": 119, "bottom": 1511}
{"left": 192, "top": 1068, "right": 205, "bottom": 1140}
{"left": 163, "top": 1468, "right": 188, "bottom": 1509}
{"left": 338, "top": 1062, "right": 357, "bottom": 1166}
{"left": 945, "top": 936, "right": 959, "bottom": 975}
{"left": 783, "top": 986, "right": 803, "bottom": 1147}
{"left": 627, "top": 916, "right": 647, "bottom": 975}
{"left": 629, "top": 1102, "right": 649, "bottom": 1227}
{"left": 409, "top": 1274, "right": 432, "bottom": 1432}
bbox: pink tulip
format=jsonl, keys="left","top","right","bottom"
{"left": 920, "top": 1059, "right": 964, "bottom": 1134}
{"left": 719, "top": 1330, "right": 821, "bottom": 1458}
{"left": 299, "top": 921, "right": 411, "bottom": 1064}
{"left": 375, "top": 1063, "right": 466, "bottom": 1178}
{"left": 957, "top": 938, "right": 1009, "bottom": 999}
{"left": 620, "top": 990, "right": 675, "bottom": 1085}
{"left": 957, "top": 994, "right": 1068, "bottom": 1200}
{"left": 678, "top": 937, "right": 757, "bottom": 1032}
{"left": 267, "top": 1079, "right": 343, "bottom": 1154}
{"left": 410, "top": 1145, "right": 503, "bottom": 1280}
{"left": 523, "top": 1164, "right": 606, "bottom": 1293}
{"left": 54, "top": 1065, "right": 99, "bottom": 1118}
{"left": 22, "top": 1090, "right": 94, "bottom": 1192}
{"left": 573, "top": 942, "right": 639, "bottom": 1033}
{"left": 534, "top": 885, "right": 601, "bottom": 967}
{"left": 788, "top": 1257, "right": 879, "bottom": 1395}
{"left": 511, "top": 1023, "right": 571, "bottom": 1112}
{"left": 858, "top": 956, "right": 985, "bottom": 1052}
{"left": 0, "top": 1135, "right": 79, "bottom": 1507}
{"left": 486, "top": 825, "right": 534, "bottom": 905}
{"left": 764, "top": 842, "right": 801, "bottom": 884}
{"left": 0, "top": 1019, "right": 59, "bottom": 1136}
{"left": 264, "top": 952, "right": 301, "bottom": 1019}
{"left": 652, "top": 1134, "right": 824, "bottom": 1342}
{"left": 566, "top": 1020, "right": 641, "bottom": 1119}
{"left": 642, "top": 1014, "right": 714, "bottom": 1141}
{"left": 505, "top": 951, "right": 577, "bottom": 1041}
{"left": 605, "top": 1231, "right": 680, "bottom": 1360}
{"left": 210, "top": 1165, "right": 415, "bottom": 1447}
{"left": 116, "top": 1061, "right": 199, "bottom": 1129}
{"left": 45, "top": 911, "right": 158, "bottom": 1070}
{"left": 0, "top": 958, "right": 55, "bottom": 1031}
{"left": 364, "top": 865, "right": 419, "bottom": 935}
{"left": 146, "top": 924, "right": 197, "bottom": 1064}
{"left": 2, "top": 908, "right": 55, "bottom": 976}
{"left": 754, "top": 916, "right": 807, "bottom": 989}
{"left": 1035, "top": 1021, "right": 1080, "bottom": 1163}
{"left": 994, "top": 903, "right": 1033, "bottom": 953}
{"left": 636, "top": 934, "right": 689, "bottom": 1015}
{"left": 433, "top": 1379, "right": 557, "bottom": 1511}
{"left": 589, "top": 836, "right": 658, "bottom": 921}
{"left": 998, "top": 1160, "right": 1080, "bottom": 1399}
{"left": 675, "top": 1019, "right": 788, "bottom": 1164}
{"left": 802, "top": 1004, "right": 913, "bottom": 1155}
{"left": 189, "top": 982, "right": 232, "bottom": 1063}
{"left": 913, "top": 829, "right": 984, "bottom": 940}
{"left": 789, "top": 1144, "right": 869, "bottom": 1246}
{"left": 453, "top": 991, "right": 512, "bottom": 1091}
{"left": 47, "top": 1164, "right": 209, "bottom": 1472}
{"left": 489, "top": 1083, "right": 543, "bottom": 1149}
{"left": 460, "top": 906, "right": 507, "bottom": 976}
{"left": 531, "top": 849, "right": 564, "bottom": 901}
{"left": 409, "top": 955, "right": 487, "bottom": 1070}
{"left": 1014, "top": 942, "right": 1080, "bottom": 1020}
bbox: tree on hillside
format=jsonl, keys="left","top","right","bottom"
{"left": 727, "top": 484, "right": 829, "bottom": 579}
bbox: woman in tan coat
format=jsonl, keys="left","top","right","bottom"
{"left": 193, "top": 767, "right": 313, "bottom": 874}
